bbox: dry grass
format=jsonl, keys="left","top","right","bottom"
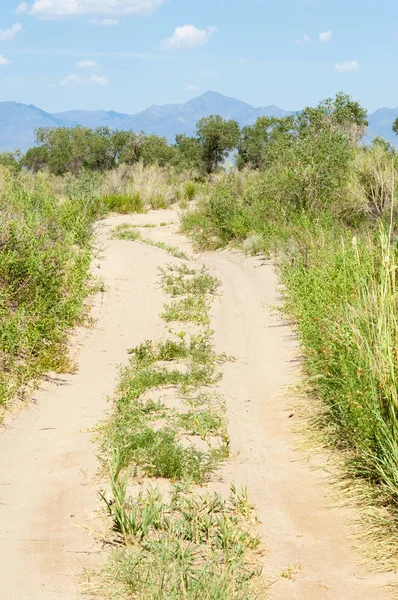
{"left": 101, "top": 163, "right": 196, "bottom": 210}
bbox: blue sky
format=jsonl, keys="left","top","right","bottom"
{"left": 0, "top": 0, "right": 396, "bottom": 114}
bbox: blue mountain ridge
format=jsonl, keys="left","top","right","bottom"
{"left": 0, "top": 91, "right": 396, "bottom": 152}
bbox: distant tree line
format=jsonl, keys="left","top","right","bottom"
{"left": 2, "top": 92, "right": 393, "bottom": 178}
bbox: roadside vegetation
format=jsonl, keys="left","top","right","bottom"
{"left": 181, "top": 93, "right": 398, "bottom": 563}
{"left": 0, "top": 170, "right": 101, "bottom": 411}
{"left": 0, "top": 162, "right": 198, "bottom": 414}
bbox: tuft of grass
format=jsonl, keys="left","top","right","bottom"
{"left": 177, "top": 409, "right": 224, "bottom": 439}
{"left": 162, "top": 295, "right": 210, "bottom": 324}
{"left": 112, "top": 223, "right": 190, "bottom": 260}
{"left": 112, "top": 223, "right": 140, "bottom": 241}
{"left": 85, "top": 458, "right": 265, "bottom": 600}
{"left": 140, "top": 236, "right": 190, "bottom": 260}
{"left": 280, "top": 561, "right": 303, "bottom": 580}
{"left": 102, "top": 192, "right": 144, "bottom": 214}
{"left": 160, "top": 265, "right": 220, "bottom": 297}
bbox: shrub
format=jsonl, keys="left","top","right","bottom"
{"left": 101, "top": 192, "right": 144, "bottom": 214}
{"left": 0, "top": 169, "right": 102, "bottom": 409}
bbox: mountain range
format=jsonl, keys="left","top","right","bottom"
{"left": 0, "top": 91, "right": 397, "bottom": 152}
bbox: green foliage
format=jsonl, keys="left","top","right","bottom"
{"left": 196, "top": 115, "right": 240, "bottom": 174}
{"left": 102, "top": 192, "right": 144, "bottom": 214}
{"left": 102, "top": 329, "right": 225, "bottom": 483}
{"left": 296, "top": 91, "right": 368, "bottom": 143}
{"left": 0, "top": 151, "right": 21, "bottom": 171}
{"left": 89, "top": 471, "right": 264, "bottom": 600}
{"left": 184, "top": 180, "right": 197, "bottom": 201}
{"left": 174, "top": 134, "right": 204, "bottom": 171}
{"left": 0, "top": 169, "right": 103, "bottom": 409}
{"left": 393, "top": 117, "right": 398, "bottom": 137}
{"left": 161, "top": 296, "right": 210, "bottom": 324}
{"left": 23, "top": 128, "right": 180, "bottom": 176}
{"left": 25, "top": 126, "right": 138, "bottom": 175}
{"left": 160, "top": 264, "right": 220, "bottom": 296}
{"left": 138, "top": 134, "right": 177, "bottom": 167}
{"left": 237, "top": 116, "right": 293, "bottom": 170}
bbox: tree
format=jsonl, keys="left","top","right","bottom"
{"left": 174, "top": 134, "right": 203, "bottom": 170}
{"left": 371, "top": 136, "right": 395, "bottom": 155}
{"left": 196, "top": 115, "right": 240, "bottom": 174}
{"left": 237, "top": 116, "right": 295, "bottom": 170}
{"left": 22, "top": 146, "right": 49, "bottom": 173}
{"left": 24, "top": 127, "right": 140, "bottom": 175}
{"left": 392, "top": 117, "right": 398, "bottom": 137}
{"left": 297, "top": 92, "right": 368, "bottom": 143}
{"left": 139, "top": 134, "right": 176, "bottom": 166}
{"left": 0, "top": 151, "right": 21, "bottom": 171}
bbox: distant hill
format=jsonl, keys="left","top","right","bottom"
{"left": 0, "top": 91, "right": 397, "bottom": 152}
{"left": 0, "top": 102, "right": 73, "bottom": 152}
{"left": 54, "top": 92, "right": 293, "bottom": 142}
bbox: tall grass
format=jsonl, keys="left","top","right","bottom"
{"left": 181, "top": 151, "right": 398, "bottom": 549}
{"left": 100, "top": 162, "right": 199, "bottom": 210}
{"left": 0, "top": 168, "right": 105, "bottom": 409}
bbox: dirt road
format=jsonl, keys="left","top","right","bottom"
{"left": 0, "top": 209, "right": 392, "bottom": 599}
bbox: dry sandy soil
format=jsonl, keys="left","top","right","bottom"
{"left": 0, "top": 209, "right": 394, "bottom": 599}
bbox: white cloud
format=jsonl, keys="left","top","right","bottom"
{"left": 185, "top": 84, "right": 199, "bottom": 91}
{"left": 162, "top": 25, "right": 218, "bottom": 50}
{"left": 0, "top": 23, "right": 23, "bottom": 41}
{"left": 16, "top": 3, "right": 28, "bottom": 14}
{"left": 76, "top": 59, "right": 99, "bottom": 70}
{"left": 319, "top": 30, "right": 332, "bottom": 43}
{"left": 239, "top": 57, "right": 248, "bottom": 65}
{"left": 0, "top": 55, "right": 11, "bottom": 65}
{"left": 16, "top": 0, "right": 164, "bottom": 19}
{"left": 296, "top": 34, "right": 311, "bottom": 44}
{"left": 335, "top": 60, "right": 359, "bottom": 73}
{"left": 60, "top": 73, "right": 108, "bottom": 86}
{"left": 89, "top": 18, "right": 119, "bottom": 25}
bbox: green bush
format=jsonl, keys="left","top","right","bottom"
{"left": 102, "top": 192, "right": 144, "bottom": 214}
{"left": 0, "top": 170, "right": 102, "bottom": 409}
{"left": 184, "top": 180, "right": 196, "bottom": 201}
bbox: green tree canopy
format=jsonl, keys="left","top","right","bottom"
{"left": 196, "top": 115, "right": 240, "bottom": 174}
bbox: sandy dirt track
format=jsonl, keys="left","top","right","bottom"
{"left": 0, "top": 209, "right": 393, "bottom": 599}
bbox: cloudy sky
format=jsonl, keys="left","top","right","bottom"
{"left": 0, "top": 0, "right": 396, "bottom": 113}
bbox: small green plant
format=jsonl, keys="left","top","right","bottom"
{"left": 162, "top": 295, "right": 210, "bottom": 324}
{"left": 185, "top": 180, "right": 196, "bottom": 201}
{"left": 160, "top": 265, "right": 220, "bottom": 296}
{"left": 140, "top": 236, "right": 190, "bottom": 260}
{"left": 112, "top": 223, "right": 141, "bottom": 241}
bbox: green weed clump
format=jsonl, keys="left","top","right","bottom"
{"left": 0, "top": 169, "right": 103, "bottom": 409}
{"left": 101, "top": 332, "right": 226, "bottom": 483}
{"left": 112, "top": 223, "right": 190, "bottom": 260}
{"left": 160, "top": 264, "right": 220, "bottom": 296}
{"left": 102, "top": 192, "right": 144, "bottom": 214}
{"left": 84, "top": 453, "right": 264, "bottom": 600}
